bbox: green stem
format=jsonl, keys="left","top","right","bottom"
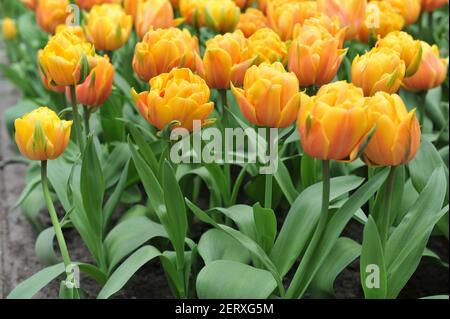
{"left": 83, "top": 105, "right": 90, "bottom": 136}
{"left": 380, "top": 166, "right": 396, "bottom": 248}
{"left": 264, "top": 173, "right": 273, "bottom": 209}
{"left": 418, "top": 90, "right": 427, "bottom": 129}
{"left": 286, "top": 159, "right": 330, "bottom": 298}
{"left": 230, "top": 164, "right": 248, "bottom": 205}
{"left": 69, "top": 85, "right": 84, "bottom": 151}
{"left": 41, "top": 161, "right": 72, "bottom": 271}
{"left": 219, "top": 89, "right": 231, "bottom": 206}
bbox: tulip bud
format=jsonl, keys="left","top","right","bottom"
{"left": 204, "top": 0, "right": 241, "bottom": 33}
{"left": 72, "top": 55, "right": 115, "bottom": 107}
{"left": 403, "top": 41, "right": 448, "bottom": 92}
{"left": 38, "top": 30, "right": 95, "bottom": 86}
{"left": 376, "top": 31, "right": 422, "bottom": 77}
{"left": 180, "top": 0, "right": 208, "bottom": 28}
{"left": 14, "top": 107, "right": 72, "bottom": 161}
{"left": 317, "top": 0, "right": 367, "bottom": 40}
{"left": 36, "top": 0, "right": 69, "bottom": 34}
{"left": 21, "top": 0, "right": 37, "bottom": 10}
{"left": 203, "top": 30, "right": 255, "bottom": 89}
{"left": 352, "top": 47, "right": 406, "bottom": 96}
{"left": 75, "top": 0, "right": 121, "bottom": 10}
{"left": 85, "top": 4, "right": 132, "bottom": 51}
{"left": 267, "top": 0, "right": 318, "bottom": 40}
{"left": 298, "top": 81, "right": 370, "bottom": 161}
{"left": 288, "top": 22, "right": 347, "bottom": 87}
{"left": 231, "top": 62, "right": 301, "bottom": 128}
{"left": 385, "top": 0, "right": 421, "bottom": 25}
{"left": 245, "top": 28, "right": 287, "bottom": 65}
{"left": 132, "top": 27, "right": 203, "bottom": 82}
{"left": 236, "top": 8, "right": 268, "bottom": 38}
{"left": 2, "top": 18, "right": 17, "bottom": 40}
{"left": 358, "top": 1, "right": 405, "bottom": 43}
{"left": 131, "top": 68, "right": 214, "bottom": 132}
{"left": 421, "top": 0, "right": 449, "bottom": 12}
{"left": 363, "top": 92, "right": 420, "bottom": 166}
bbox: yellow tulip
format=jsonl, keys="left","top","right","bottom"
{"left": 85, "top": 4, "right": 132, "bottom": 51}
{"left": 132, "top": 27, "right": 203, "bottom": 82}
{"left": 236, "top": 8, "right": 268, "bottom": 38}
{"left": 131, "top": 68, "right": 214, "bottom": 132}
{"left": 2, "top": 18, "right": 17, "bottom": 40}
{"left": 317, "top": 0, "right": 367, "bottom": 39}
{"left": 359, "top": 1, "right": 405, "bottom": 43}
{"left": 403, "top": 41, "right": 449, "bottom": 92}
{"left": 293, "top": 14, "right": 345, "bottom": 42}
{"left": 203, "top": 30, "right": 255, "bottom": 89}
{"left": 55, "top": 24, "right": 86, "bottom": 40}
{"left": 36, "top": 0, "right": 69, "bottom": 34}
{"left": 352, "top": 47, "right": 406, "bottom": 96}
{"left": 267, "top": 0, "right": 319, "bottom": 40}
{"left": 14, "top": 107, "right": 72, "bottom": 161}
{"left": 244, "top": 28, "right": 287, "bottom": 65}
{"left": 363, "top": 92, "right": 420, "bottom": 166}
{"left": 231, "top": 62, "right": 301, "bottom": 128}
{"left": 421, "top": 0, "right": 449, "bottom": 12}
{"left": 298, "top": 81, "right": 370, "bottom": 161}
{"left": 75, "top": 0, "right": 121, "bottom": 10}
{"left": 385, "top": 0, "right": 421, "bottom": 25}
{"left": 376, "top": 31, "right": 422, "bottom": 77}
{"left": 179, "top": 0, "right": 208, "bottom": 27}
{"left": 38, "top": 30, "right": 95, "bottom": 86}
{"left": 204, "top": 0, "right": 241, "bottom": 33}
{"left": 288, "top": 22, "right": 347, "bottom": 86}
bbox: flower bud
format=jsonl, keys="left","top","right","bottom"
{"left": 244, "top": 28, "right": 287, "bottom": 65}
{"left": 204, "top": 0, "right": 241, "bottom": 33}
{"left": 36, "top": 0, "right": 69, "bottom": 34}
{"left": 236, "top": 8, "right": 268, "bottom": 38}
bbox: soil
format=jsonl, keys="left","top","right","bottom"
{"left": 0, "top": 45, "right": 448, "bottom": 299}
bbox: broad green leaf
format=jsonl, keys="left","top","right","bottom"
{"left": 274, "top": 160, "right": 299, "bottom": 204}
{"left": 128, "top": 124, "right": 158, "bottom": 173}
{"left": 35, "top": 227, "right": 58, "bottom": 266}
{"left": 103, "top": 160, "right": 130, "bottom": 228}
{"left": 198, "top": 229, "right": 251, "bottom": 264}
{"left": 253, "top": 203, "right": 277, "bottom": 254}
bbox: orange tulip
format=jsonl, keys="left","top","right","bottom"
{"left": 358, "top": 1, "right": 405, "bottom": 43}
{"left": 421, "top": 0, "right": 449, "bottom": 12}
{"left": 403, "top": 41, "right": 448, "bottom": 92}
{"left": 231, "top": 62, "right": 301, "bottom": 128}
{"left": 298, "top": 81, "right": 370, "bottom": 161}
{"left": 14, "top": 107, "right": 72, "bottom": 161}
{"left": 317, "top": 0, "right": 366, "bottom": 40}
{"left": 288, "top": 22, "right": 347, "bottom": 86}
{"left": 132, "top": 27, "right": 203, "bottom": 82}
{"left": 204, "top": 0, "right": 241, "bottom": 33}
{"left": 267, "top": 0, "right": 318, "bottom": 40}
{"left": 85, "top": 4, "right": 132, "bottom": 51}
{"left": 244, "top": 28, "right": 287, "bottom": 65}
{"left": 385, "top": 0, "right": 421, "bottom": 25}
{"left": 364, "top": 92, "right": 420, "bottom": 166}
{"left": 36, "top": 0, "right": 69, "bottom": 34}
{"left": 135, "top": 0, "right": 183, "bottom": 39}
{"left": 21, "top": 0, "right": 37, "bottom": 10}
{"left": 179, "top": 0, "right": 208, "bottom": 27}
{"left": 75, "top": 0, "right": 121, "bottom": 10}
{"left": 352, "top": 47, "right": 405, "bottom": 96}
{"left": 203, "top": 30, "right": 255, "bottom": 89}
{"left": 236, "top": 8, "right": 268, "bottom": 38}
{"left": 131, "top": 68, "right": 214, "bottom": 132}
{"left": 123, "top": 0, "right": 141, "bottom": 19}
{"left": 294, "top": 14, "right": 345, "bottom": 42}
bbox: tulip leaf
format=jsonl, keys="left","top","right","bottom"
{"left": 253, "top": 203, "right": 277, "bottom": 254}
{"left": 274, "top": 159, "right": 299, "bottom": 204}
{"left": 196, "top": 260, "right": 277, "bottom": 299}
{"left": 35, "top": 227, "right": 59, "bottom": 266}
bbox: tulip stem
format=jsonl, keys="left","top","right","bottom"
{"left": 219, "top": 89, "right": 231, "bottom": 206}
{"left": 264, "top": 173, "right": 273, "bottom": 209}
{"left": 70, "top": 85, "right": 84, "bottom": 151}
{"left": 380, "top": 166, "right": 396, "bottom": 248}
{"left": 83, "top": 105, "right": 90, "bottom": 135}
{"left": 286, "top": 159, "right": 330, "bottom": 298}
{"left": 41, "top": 160, "right": 73, "bottom": 277}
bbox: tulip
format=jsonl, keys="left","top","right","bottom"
{"left": 55, "top": 24, "right": 86, "bottom": 40}
{"left": 36, "top": 0, "right": 69, "bottom": 34}
{"left": 421, "top": 0, "right": 449, "bottom": 11}
{"left": 2, "top": 18, "right": 17, "bottom": 40}
{"left": 75, "top": 0, "right": 121, "bottom": 10}
{"left": 72, "top": 55, "right": 115, "bottom": 107}
{"left": 21, "top": 0, "right": 37, "bottom": 10}
{"left": 131, "top": 68, "right": 214, "bottom": 132}
{"left": 352, "top": 47, "right": 406, "bottom": 96}
{"left": 267, "top": 0, "right": 318, "bottom": 40}
{"left": 123, "top": 0, "right": 141, "bottom": 19}
{"left": 231, "top": 62, "right": 301, "bottom": 128}
{"left": 294, "top": 14, "right": 345, "bottom": 43}
{"left": 385, "top": 0, "right": 421, "bottom": 25}
{"left": 358, "top": 1, "right": 405, "bottom": 43}
{"left": 179, "top": 0, "right": 208, "bottom": 27}
{"left": 85, "top": 4, "right": 132, "bottom": 51}
{"left": 363, "top": 92, "right": 420, "bottom": 166}
{"left": 403, "top": 41, "right": 448, "bottom": 92}
{"left": 376, "top": 31, "right": 422, "bottom": 77}
{"left": 236, "top": 8, "right": 268, "bottom": 38}
{"left": 317, "top": 0, "right": 366, "bottom": 40}
{"left": 38, "top": 30, "right": 95, "bottom": 86}
{"left": 14, "top": 107, "right": 72, "bottom": 160}
{"left": 204, "top": 0, "right": 241, "bottom": 34}
{"left": 38, "top": 65, "right": 65, "bottom": 93}
{"left": 245, "top": 28, "right": 287, "bottom": 65}
{"left": 288, "top": 23, "right": 347, "bottom": 87}
{"left": 203, "top": 30, "right": 255, "bottom": 89}
{"left": 132, "top": 27, "right": 203, "bottom": 82}
{"left": 298, "top": 81, "right": 370, "bottom": 161}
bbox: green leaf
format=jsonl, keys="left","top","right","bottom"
{"left": 100, "top": 90, "right": 125, "bottom": 143}
{"left": 274, "top": 160, "right": 299, "bottom": 204}
{"left": 127, "top": 123, "right": 158, "bottom": 173}
{"left": 97, "top": 246, "right": 160, "bottom": 299}
{"left": 196, "top": 260, "right": 277, "bottom": 299}
{"left": 35, "top": 227, "right": 59, "bottom": 266}
{"left": 301, "top": 153, "right": 317, "bottom": 188}
{"left": 253, "top": 203, "right": 277, "bottom": 254}
{"left": 198, "top": 229, "right": 251, "bottom": 264}
{"left": 360, "top": 216, "right": 387, "bottom": 299}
